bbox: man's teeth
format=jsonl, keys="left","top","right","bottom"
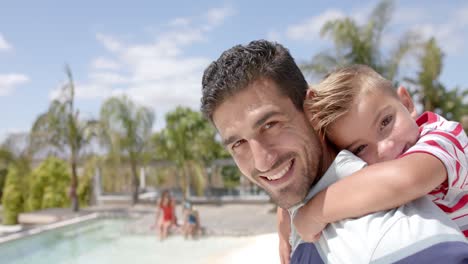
{"left": 266, "top": 161, "right": 291, "bottom": 181}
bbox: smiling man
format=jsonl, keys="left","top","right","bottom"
{"left": 211, "top": 77, "right": 329, "bottom": 209}
{"left": 201, "top": 40, "right": 468, "bottom": 263}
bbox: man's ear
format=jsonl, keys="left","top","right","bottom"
{"left": 396, "top": 86, "right": 418, "bottom": 119}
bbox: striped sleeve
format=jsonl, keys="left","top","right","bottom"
{"left": 401, "top": 112, "right": 468, "bottom": 235}
{"left": 402, "top": 112, "right": 468, "bottom": 191}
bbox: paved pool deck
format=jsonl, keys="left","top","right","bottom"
{"left": 133, "top": 203, "right": 279, "bottom": 236}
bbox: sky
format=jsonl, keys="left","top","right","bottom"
{"left": 0, "top": 0, "right": 467, "bottom": 141}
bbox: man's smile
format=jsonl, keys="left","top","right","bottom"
{"left": 260, "top": 159, "right": 294, "bottom": 183}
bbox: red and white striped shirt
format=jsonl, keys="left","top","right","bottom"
{"left": 402, "top": 112, "right": 468, "bottom": 236}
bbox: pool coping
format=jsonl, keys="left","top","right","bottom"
{"left": 0, "top": 213, "right": 99, "bottom": 244}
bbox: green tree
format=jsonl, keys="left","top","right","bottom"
{"left": 100, "top": 95, "right": 154, "bottom": 204}
{"left": 406, "top": 38, "right": 468, "bottom": 122}
{"left": 30, "top": 66, "right": 96, "bottom": 212}
{"left": 303, "top": 0, "right": 417, "bottom": 82}
{"left": 154, "top": 107, "right": 225, "bottom": 198}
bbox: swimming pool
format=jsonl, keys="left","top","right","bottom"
{"left": 0, "top": 217, "right": 279, "bottom": 264}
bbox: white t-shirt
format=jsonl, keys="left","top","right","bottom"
{"left": 288, "top": 150, "right": 468, "bottom": 264}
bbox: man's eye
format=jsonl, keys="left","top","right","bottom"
{"left": 353, "top": 145, "right": 367, "bottom": 155}
{"left": 232, "top": 139, "right": 246, "bottom": 149}
{"left": 264, "top": 121, "right": 277, "bottom": 130}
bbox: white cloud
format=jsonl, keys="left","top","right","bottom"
{"left": 0, "top": 74, "right": 29, "bottom": 96}
{"left": 204, "top": 6, "right": 234, "bottom": 30}
{"left": 74, "top": 83, "right": 115, "bottom": 100}
{"left": 455, "top": 6, "right": 468, "bottom": 26}
{"left": 69, "top": 6, "right": 234, "bottom": 117}
{"left": 91, "top": 57, "right": 121, "bottom": 70}
{"left": 349, "top": 4, "right": 375, "bottom": 25}
{"left": 286, "top": 9, "right": 345, "bottom": 41}
{"left": 283, "top": 3, "right": 468, "bottom": 57}
{"left": 48, "top": 81, "right": 67, "bottom": 100}
{"left": 49, "top": 81, "right": 115, "bottom": 101}
{"left": 266, "top": 30, "right": 281, "bottom": 42}
{"left": 89, "top": 72, "right": 129, "bottom": 85}
{"left": 408, "top": 22, "right": 465, "bottom": 55}
{"left": 392, "top": 7, "right": 427, "bottom": 25}
{"left": 0, "top": 33, "right": 12, "bottom": 51}
{"left": 387, "top": 4, "right": 468, "bottom": 56}
{"left": 96, "top": 33, "right": 122, "bottom": 52}
{"left": 169, "top": 17, "right": 191, "bottom": 27}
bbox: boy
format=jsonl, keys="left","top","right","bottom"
{"left": 182, "top": 202, "right": 200, "bottom": 239}
{"left": 286, "top": 64, "right": 468, "bottom": 244}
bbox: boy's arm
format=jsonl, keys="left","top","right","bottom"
{"left": 297, "top": 153, "right": 446, "bottom": 229}
{"left": 277, "top": 207, "right": 291, "bottom": 264}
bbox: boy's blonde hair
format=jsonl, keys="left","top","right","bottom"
{"left": 305, "top": 64, "right": 396, "bottom": 138}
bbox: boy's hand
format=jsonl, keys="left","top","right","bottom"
{"left": 293, "top": 205, "right": 326, "bottom": 242}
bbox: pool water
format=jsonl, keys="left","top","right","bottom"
{"left": 0, "top": 218, "right": 278, "bottom": 264}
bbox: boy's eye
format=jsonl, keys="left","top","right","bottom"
{"left": 353, "top": 144, "right": 367, "bottom": 155}
{"left": 380, "top": 115, "right": 393, "bottom": 130}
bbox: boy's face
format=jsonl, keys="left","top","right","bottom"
{"left": 327, "top": 87, "right": 419, "bottom": 164}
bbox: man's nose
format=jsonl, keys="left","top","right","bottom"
{"left": 377, "top": 139, "right": 396, "bottom": 161}
{"left": 250, "top": 140, "right": 277, "bottom": 172}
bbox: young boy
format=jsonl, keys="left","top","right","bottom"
{"left": 281, "top": 64, "right": 468, "bottom": 245}
{"left": 182, "top": 202, "right": 200, "bottom": 239}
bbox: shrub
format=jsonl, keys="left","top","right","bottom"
{"left": 0, "top": 168, "right": 8, "bottom": 202}
{"left": 2, "top": 165, "right": 24, "bottom": 225}
{"left": 26, "top": 157, "right": 70, "bottom": 211}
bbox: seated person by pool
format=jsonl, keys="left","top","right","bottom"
{"left": 182, "top": 202, "right": 201, "bottom": 239}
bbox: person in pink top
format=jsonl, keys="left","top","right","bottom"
{"left": 277, "top": 64, "right": 467, "bottom": 252}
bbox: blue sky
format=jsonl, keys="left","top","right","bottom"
{"left": 0, "top": 0, "right": 467, "bottom": 141}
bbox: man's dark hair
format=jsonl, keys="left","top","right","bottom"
{"left": 201, "top": 40, "right": 308, "bottom": 121}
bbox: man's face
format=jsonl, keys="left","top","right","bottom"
{"left": 212, "top": 79, "right": 323, "bottom": 209}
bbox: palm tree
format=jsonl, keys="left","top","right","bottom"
{"left": 154, "top": 107, "right": 223, "bottom": 199}
{"left": 405, "top": 38, "right": 468, "bottom": 122}
{"left": 303, "top": 0, "right": 417, "bottom": 82}
{"left": 30, "top": 66, "right": 96, "bottom": 212}
{"left": 99, "top": 95, "right": 154, "bottom": 204}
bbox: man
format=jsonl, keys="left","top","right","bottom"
{"left": 201, "top": 40, "right": 468, "bottom": 263}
